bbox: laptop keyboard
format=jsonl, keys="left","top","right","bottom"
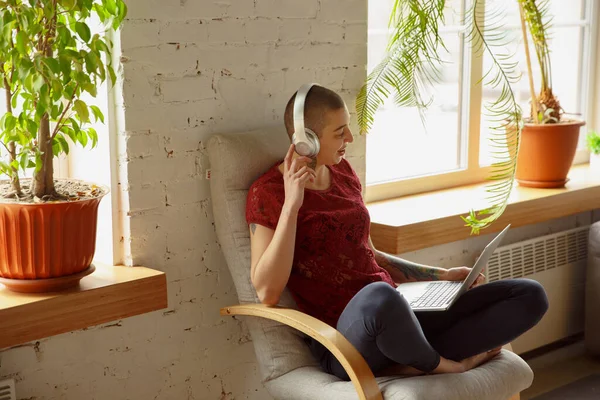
{"left": 410, "top": 281, "right": 462, "bottom": 309}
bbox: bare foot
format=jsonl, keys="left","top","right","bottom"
{"left": 388, "top": 348, "right": 504, "bottom": 377}
{"left": 461, "top": 348, "right": 501, "bottom": 371}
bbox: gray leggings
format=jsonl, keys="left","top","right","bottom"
{"left": 308, "top": 279, "right": 548, "bottom": 380}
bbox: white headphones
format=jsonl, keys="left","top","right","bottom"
{"left": 292, "top": 83, "right": 320, "bottom": 158}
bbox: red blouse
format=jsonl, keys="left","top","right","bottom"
{"left": 246, "top": 158, "right": 396, "bottom": 327}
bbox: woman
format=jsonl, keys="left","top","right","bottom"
{"left": 246, "top": 85, "right": 548, "bottom": 379}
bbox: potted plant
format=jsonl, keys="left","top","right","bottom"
{"left": 0, "top": 0, "right": 127, "bottom": 292}
{"left": 512, "top": 1, "right": 585, "bottom": 189}
{"left": 588, "top": 131, "right": 600, "bottom": 170}
{"left": 357, "top": 0, "right": 584, "bottom": 233}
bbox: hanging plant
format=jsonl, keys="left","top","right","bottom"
{"left": 357, "top": 0, "right": 563, "bottom": 234}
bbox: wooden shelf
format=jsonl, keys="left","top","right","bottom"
{"left": 367, "top": 163, "right": 600, "bottom": 254}
{"left": 0, "top": 264, "right": 167, "bottom": 349}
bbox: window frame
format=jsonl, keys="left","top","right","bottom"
{"left": 365, "top": 0, "right": 599, "bottom": 204}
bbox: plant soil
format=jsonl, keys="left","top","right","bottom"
{"left": 0, "top": 179, "right": 107, "bottom": 203}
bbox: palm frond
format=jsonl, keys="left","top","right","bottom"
{"left": 356, "top": 0, "right": 447, "bottom": 135}
{"left": 461, "top": 0, "right": 523, "bottom": 235}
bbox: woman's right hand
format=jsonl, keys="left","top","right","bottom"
{"left": 282, "top": 144, "right": 316, "bottom": 213}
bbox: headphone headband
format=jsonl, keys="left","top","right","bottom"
{"left": 291, "top": 83, "right": 320, "bottom": 157}
{"left": 293, "top": 83, "right": 315, "bottom": 138}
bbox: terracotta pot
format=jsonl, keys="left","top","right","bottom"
{"left": 515, "top": 120, "right": 585, "bottom": 188}
{"left": 0, "top": 184, "right": 107, "bottom": 292}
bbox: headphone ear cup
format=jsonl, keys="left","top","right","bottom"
{"left": 305, "top": 128, "right": 320, "bottom": 156}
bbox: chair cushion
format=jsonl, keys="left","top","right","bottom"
{"left": 207, "top": 129, "right": 318, "bottom": 382}
{"left": 266, "top": 349, "right": 533, "bottom": 400}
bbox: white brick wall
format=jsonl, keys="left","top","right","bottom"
{"left": 0, "top": 0, "right": 368, "bottom": 399}
{"left": 160, "top": 76, "right": 214, "bottom": 103}
{"left": 256, "top": 0, "right": 319, "bottom": 18}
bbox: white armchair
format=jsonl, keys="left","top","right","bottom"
{"left": 207, "top": 128, "right": 533, "bottom": 400}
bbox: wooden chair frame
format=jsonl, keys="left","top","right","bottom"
{"left": 221, "top": 304, "right": 521, "bottom": 400}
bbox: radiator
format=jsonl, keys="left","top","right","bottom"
{"left": 485, "top": 226, "right": 589, "bottom": 354}
{"left": 0, "top": 379, "right": 16, "bottom": 400}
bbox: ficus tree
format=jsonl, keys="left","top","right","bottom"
{"left": 0, "top": 0, "right": 127, "bottom": 200}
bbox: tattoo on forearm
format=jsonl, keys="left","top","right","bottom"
{"left": 376, "top": 252, "right": 443, "bottom": 282}
{"left": 250, "top": 223, "right": 257, "bottom": 235}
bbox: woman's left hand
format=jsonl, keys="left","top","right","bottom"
{"left": 441, "top": 267, "right": 485, "bottom": 289}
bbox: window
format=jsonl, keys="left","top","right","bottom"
{"left": 64, "top": 18, "right": 117, "bottom": 265}
{"left": 366, "top": 0, "right": 599, "bottom": 203}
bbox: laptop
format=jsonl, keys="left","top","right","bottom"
{"left": 396, "top": 224, "right": 511, "bottom": 312}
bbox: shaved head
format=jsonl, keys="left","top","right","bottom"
{"left": 284, "top": 85, "right": 346, "bottom": 141}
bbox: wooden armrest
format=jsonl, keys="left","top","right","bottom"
{"left": 221, "top": 304, "right": 383, "bottom": 400}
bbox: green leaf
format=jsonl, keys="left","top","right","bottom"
{"left": 84, "top": 52, "right": 99, "bottom": 74}
{"left": 17, "top": 59, "right": 33, "bottom": 82}
{"left": 69, "top": 117, "right": 81, "bottom": 132}
{"left": 56, "top": 135, "right": 70, "bottom": 154}
{"left": 23, "top": 73, "right": 34, "bottom": 93}
{"left": 52, "top": 141, "right": 61, "bottom": 156}
{"left": 34, "top": 152, "right": 42, "bottom": 173}
{"left": 78, "top": 128, "right": 88, "bottom": 147}
{"left": 61, "top": 125, "right": 77, "bottom": 142}
{"left": 52, "top": 81, "right": 64, "bottom": 101}
{"left": 2, "top": 12, "right": 15, "bottom": 26}
{"left": 38, "top": 84, "right": 51, "bottom": 114}
{"left": 59, "top": 55, "right": 73, "bottom": 79}
{"left": 0, "top": 161, "right": 10, "bottom": 177}
{"left": 356, "top": 0, "right": 446, "bottom": 135}
{"left": 19, "top": 152, "right": 29, "bottom": 170}
{"left": 17, "top": 131, "right": 29, "bottom": 146}
{"left": 57, "top": 25, "right": 72, "bottom": 45}
{"left": 93, "top": 4, "right": 108, "bottom": 23}
{"left": 114, "top": 2, "right": 128, "bottom": 28}
{"left": 106, "top": 0, "right": 117, "bottom": 14}
{"left": 88, "top": 127, "right": 98, "bottom": 147}
{"left": 50, "top": 104, "right": 62, "bottom": 120}
{"left": 94, "top": 38, "right": 109, "bottom": 54}
{"left": 3, "top": 114, "right": 17, "bottom": 131}
{"left": 73, "top": 99, "right": 90, "bottom": 123}
{"left": 90, "top": 105, "right": 105, "bottom": 123}
{"left": 587, "top": 131, "right": 600, "bottom": 154}
{"left": 43, "top": 58, "right": 61, "bottom": 75}
{"left": 16, "top": 31, "right": 28, "bottom": 54}
{"left": 95, "top": 55, "right": 106, "bottom": 81}
{"left": 32, "top": 74, "right": 44, "bottom": 91}
{"left": 75, "top": 22, "right": 91, "bottom": 42}
{"left": 107, "top": 64, "right": 117, "bottom": 85}
{"left": 457, "top": 0, "right": 522, "bottom": 234}
{"left": 11, "top": 92, "right": 18, "bottom": 109}
{"left": 26, "top": 119, "right": 38, "bottom": 135}
{"left": 83, "top": 83, "right": 97, "bottom": 97}
{"left": 64, "top": 81, "right": 77, "bottom": 98}
{"left": 63, "top": 49, "right": 81, "bottom": 60}
{"left": 76, "top": 71, "right": 91, "bottom": 86}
